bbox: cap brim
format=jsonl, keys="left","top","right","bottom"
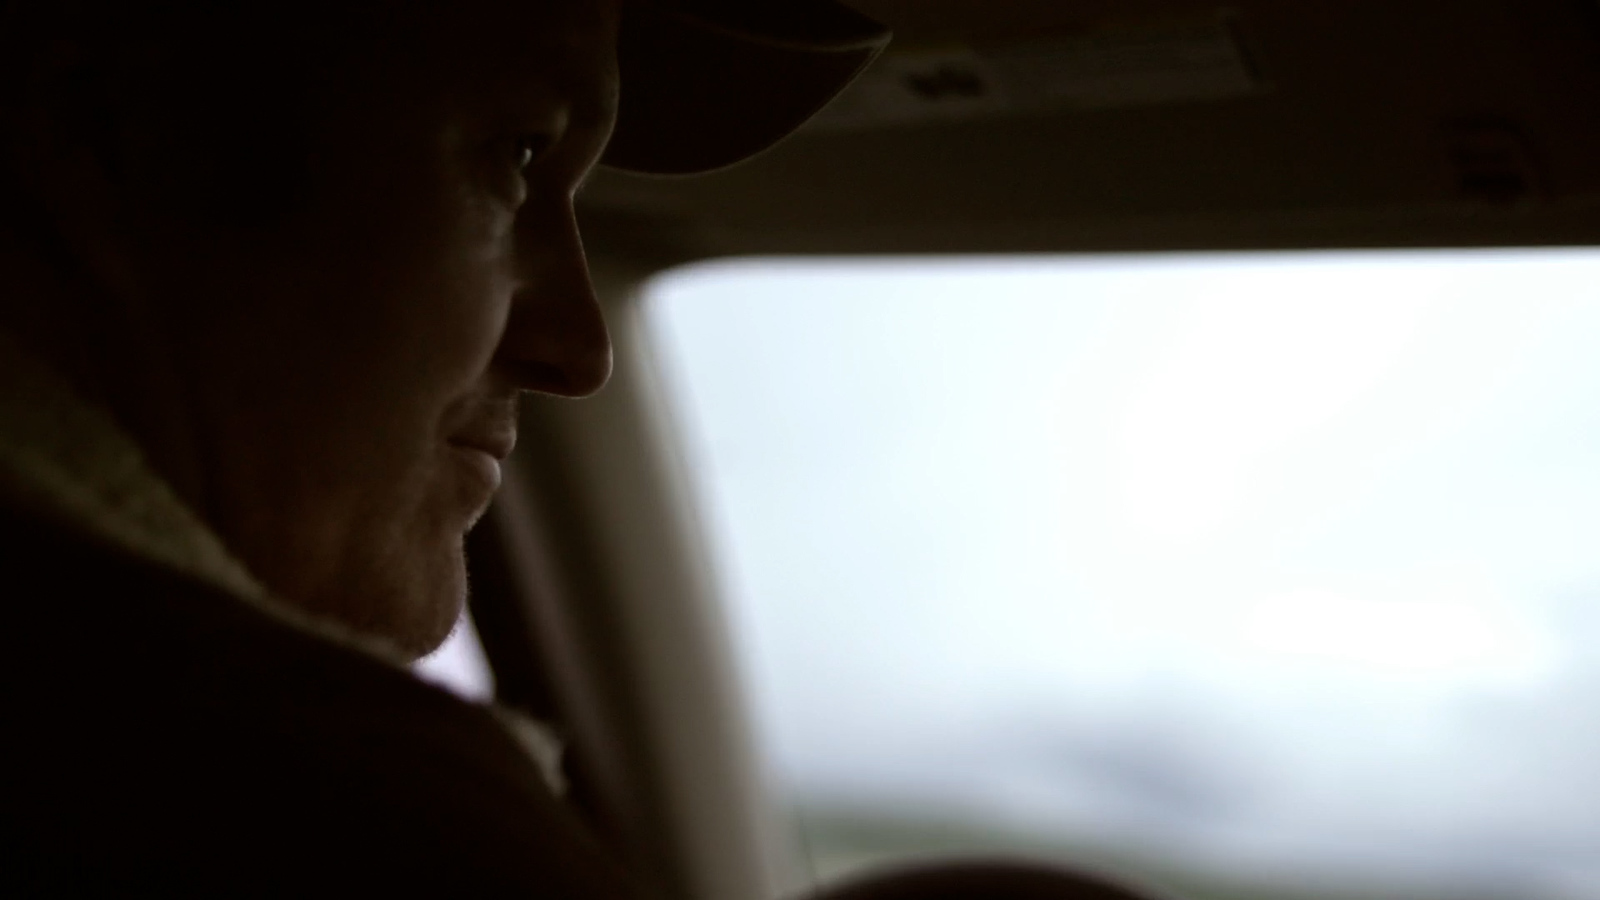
{"left": 601, "top": 0, "right": 892, "bottom": 175}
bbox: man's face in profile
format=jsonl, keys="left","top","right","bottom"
{"left": 120, "top": 0, "right": 620, "bottom": 655}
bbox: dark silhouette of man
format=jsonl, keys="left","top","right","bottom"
{"left": 0, "top": 0, "right": 886, "bottom": 893}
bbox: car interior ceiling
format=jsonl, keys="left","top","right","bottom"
{"left": 465, "top": 3, "right": 1600, "bottom": 900}
{"left": 580, "top": 0, "right": 1600, "bottom": 263}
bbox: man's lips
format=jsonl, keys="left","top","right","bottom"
{"left": 448, "top": 427, "right": 516, "bottom": 461}
{"left": 449, "top": 421, "right": 514, "bottom": 505}
{"left": 448, "top": 395, "right": 519, "bottom": 461}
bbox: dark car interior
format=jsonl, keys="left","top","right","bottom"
{"left": 434, "top": 3, "right": 1600, "bottom": 899}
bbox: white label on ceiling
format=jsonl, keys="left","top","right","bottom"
{"left": 809, "top": 13, "right": 1263, "bottom": 130}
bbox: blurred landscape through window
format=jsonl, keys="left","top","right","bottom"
{"left": 645, "top": 252, "right": 1600, "bottom": 900}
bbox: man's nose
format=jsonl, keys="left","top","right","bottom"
{"left": 495, "top": 202, "right": 613, "bottom": 397}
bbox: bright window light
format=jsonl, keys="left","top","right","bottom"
{"left": 413, "top": 612, "right": 494, "bottom": 701}
{"left": 644, "top": 251, "right": 1600, "bottom": 900}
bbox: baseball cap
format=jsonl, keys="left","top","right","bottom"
{"left": 601, "top": 0, "right": 892, "bottom": 175}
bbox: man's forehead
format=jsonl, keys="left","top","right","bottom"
{"left": 354, "top": 0, "right": 890, "bottom": 175}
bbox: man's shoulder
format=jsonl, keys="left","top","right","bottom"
{"left": 0, "top": 510, "right": 640, "bottom": 897}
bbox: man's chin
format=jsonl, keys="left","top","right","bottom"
{"left": 386, "top": 562, "right": 469, "bottom": 661}
{"left": 294, "top": 544, "right": 469, "bottom": 661}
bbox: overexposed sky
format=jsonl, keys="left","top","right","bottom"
{"left": 647, "top": 251, "right": 1600, "bottom": 897}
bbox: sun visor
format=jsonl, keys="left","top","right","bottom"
{"left": 602, "top": 0, "right": 892, "bottom": 175}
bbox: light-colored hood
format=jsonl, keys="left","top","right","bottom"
{"left": 0, "top": 328, "right": 412, "bottom": 663}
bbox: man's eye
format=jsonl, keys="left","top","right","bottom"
{"left": 513, "top": 134, "right": 557, "bottom": 171}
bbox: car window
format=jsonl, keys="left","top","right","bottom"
{"left": 414, "top": 612, "right": 495, "bottom": 701}
{"left": 645, "top": 251, "right": 1600, "bottom": 900}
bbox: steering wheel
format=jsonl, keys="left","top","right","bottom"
{"left": 808, "top": 859, "right": 1169, "bottom": 900}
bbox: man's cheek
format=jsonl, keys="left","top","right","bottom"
{"left": 432, "top": 273, "right": 521, "bottom": 375}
